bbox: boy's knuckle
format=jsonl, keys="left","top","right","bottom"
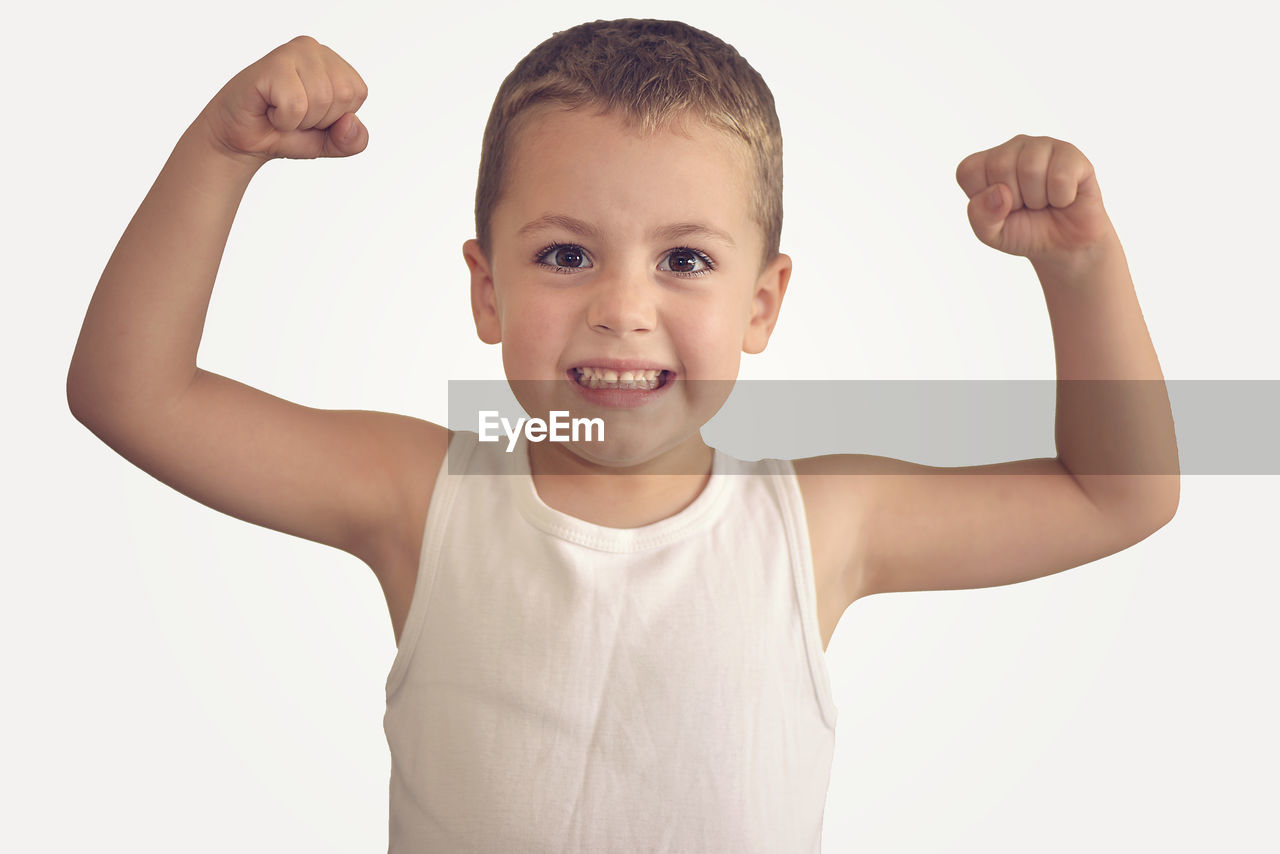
{"left": 267, "top": 55, "right": 299, "bottom": 81}
{"left": 280, "top": 94, "right": 309, "bottom": 116}
{"left": 988, "top": 153, "right": 1015, "bottom": 175}
{"left": 308, "top": 80, "right": 334, "bottom": 103}
{"left": 271, "top": 76, "right": 307, "bottom": 113}
{"left": 332, "top": 82, "right": 357, "bottom": 103}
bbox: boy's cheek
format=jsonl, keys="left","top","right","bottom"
{"left": 500, "top": 306, "right": 569, "bottom": 356}
{"left": 504, "top": 298, "right": 567, "bottom": 335}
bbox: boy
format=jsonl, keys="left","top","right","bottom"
{"left": 66, "top": 19, "right": 1179, "bottom": 852}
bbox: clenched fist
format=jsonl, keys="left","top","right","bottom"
{"left": 956, "top": 135, "right": 1114, "bottom": 266}
{"left": 197, "top": 35, "right": 369, "bottom": 164}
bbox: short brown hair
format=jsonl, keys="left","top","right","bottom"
{"left": 474, "top": 19, "right": 783, "bottom": 267}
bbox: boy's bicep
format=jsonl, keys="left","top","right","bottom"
{"left": 77, "top": 367, "right": 448, "bottom": 568}
{"left": 809, "top": 454, "right": 1173, "bottom": 600}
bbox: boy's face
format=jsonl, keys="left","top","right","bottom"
{"left": 463, "top": 105, "right": 791, "bottom": 469}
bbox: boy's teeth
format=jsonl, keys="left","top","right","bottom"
{"left": 574, "top": 367, "right": 666, "bottom": 390}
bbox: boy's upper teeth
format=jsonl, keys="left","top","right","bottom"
{"left": 576, "top": 366, "right": 663, "bottom": 382}
{"left": 573, "top": 366, "right": 669, "bottom": 389}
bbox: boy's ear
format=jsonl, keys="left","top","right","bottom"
{"left": 742, "top": 252, "right": 792, "bottom": 355}
{"left": 463, "top": 239, "right": 502, "bottom": 345}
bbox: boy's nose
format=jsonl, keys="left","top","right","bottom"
{"left": 586, "top": 273, "right": 657, "bottom": 336}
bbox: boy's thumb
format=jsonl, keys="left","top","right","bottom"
{"left": 325, "top": 114, "right": 367, "bottom": 157}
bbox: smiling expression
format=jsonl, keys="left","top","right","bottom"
{"left": 463, "top": 105, "right": 792, "bottom": 471}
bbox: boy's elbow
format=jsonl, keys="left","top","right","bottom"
{"left": 1091, "top": 475, "right": 1179, "bottom": 539}
{"left": 1153, "top": 470, "right": 1180, "bottom": 527}
{"left": 66, "top": 366, "right": 110, "bottom": 429}
{"left": 1137, "top": 479, "right": 1179, "bottom": 535}
{"left": 66, "top": 369, "right": 86, "bottom": 421}
{"left": 1102, "top": 490, "right": 1178, "bottom": 555}
{"left": 1159, "top": 485, "right": 1180, "bottom": 528}
{"left": 66, "top": 366, "right": 97, "bottom": 426}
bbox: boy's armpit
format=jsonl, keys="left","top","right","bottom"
{"left": 793, "top": 453, "right": 1175, "bottom": 601}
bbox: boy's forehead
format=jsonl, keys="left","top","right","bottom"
{"left": 498, "top": 105, "right": 757, "bottom": 241}
{"left": 514, "top": 103, "right": 747, "bottom": 163}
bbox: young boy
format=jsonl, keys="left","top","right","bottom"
{"left": 67, "top": 19, "right": 1179, "bottom": 852}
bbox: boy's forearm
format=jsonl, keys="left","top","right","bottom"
{"left": 67, "top": 119, "right": 265, "bottom": 421}
{"left": 1033, "top": 233, "right": 1180, "bottom": 521}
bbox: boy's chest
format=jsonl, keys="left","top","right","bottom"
{"left": 374, "top": 471, "right": 851, "bottom": 653}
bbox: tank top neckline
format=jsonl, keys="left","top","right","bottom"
{"left": 505, "top": 432, "right": 732, "bottom": 553}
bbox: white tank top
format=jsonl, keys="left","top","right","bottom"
{"left": 384, "top": 430, "right": 839, "bottom": 853}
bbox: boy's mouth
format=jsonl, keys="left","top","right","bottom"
{"left": 570, "top": 366, "right": 673, "bottom": 390}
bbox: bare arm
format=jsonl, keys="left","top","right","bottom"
{"left": 67, "top": 37, "right": 447, "bottom": 571}
{"left": 66, "top": 118, "right": 261, "bottom": 416}
{"left": 808, "top": 136, "right": 1179, "bottom": 607}
{"left": 1036, "top": 232, "right": 1180, "bottom": 514}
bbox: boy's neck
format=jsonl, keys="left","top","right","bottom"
{"left": 526, "top": 436, "right": 715, "bottom": 529}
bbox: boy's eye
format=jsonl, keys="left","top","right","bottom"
{"left": 536, "top": 244, "right": 593, "bottom": 270}
{"left": 659, "top": 248, "right": 714, "bottom": 275}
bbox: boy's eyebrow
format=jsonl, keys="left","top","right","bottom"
{"left": 517, "top": 214, "right": 736, "bottom": 248}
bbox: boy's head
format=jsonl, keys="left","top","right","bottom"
{"left": 474, "top": 18, "right": 783, "bottom": 270}
{"left": 463, "top": 20, "right": 792, "bottom": 470}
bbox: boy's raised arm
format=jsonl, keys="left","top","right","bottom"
{"left": 955, "top": 135, "right": 1181, "bottom": 515}
{"left": 807, "top": 135, "right": 1179, "bottom": 605}
{"left": 67, "top": 36, "right": 446, "bottom": 575}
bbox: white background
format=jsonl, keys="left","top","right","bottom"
{"left": 6, "top": 0, "right": 1277, "bottom": 851}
